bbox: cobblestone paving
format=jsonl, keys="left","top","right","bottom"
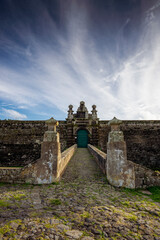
{"left": 0, "top": 148, "right": 160, "bottom": 240}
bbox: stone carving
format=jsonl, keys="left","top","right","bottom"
{"left": 44, "top": 117, "right": 59, "bottom": 142}
{"left": 46, "top": 117, "right": 58, "bottom": 132}
{"left": 108, "top": 117, "right": 122, "bottom": 131}
{"left": 67, "top": 105, "right": 74, "bottom": 120}
{"left": 77, "top": 101, "right": 88, "bottom": 119}
{"left": 91, "top": 105, "right": 97, "bottom": 120}
{"left": 108, "top": 117, "right": 124, "bottom": 142}
{"left": 77, "top": 101, "right": 87, "bottom": 112}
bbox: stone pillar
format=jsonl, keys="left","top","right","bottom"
{"left": 107, "top": 117, "right": 135, "bottom": 189}
{"left": 40, "top": 117, "right": 61, "bottom": 183}
{"left": 21, "top": 117, "right": 61, "bottom": 184}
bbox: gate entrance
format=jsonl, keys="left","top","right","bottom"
{"left": 77, "top": 130, "right": 88, "bottom": 148}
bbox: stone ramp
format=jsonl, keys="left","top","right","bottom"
{"left": 62, "top": 148, "right": 104, "bottom": 182}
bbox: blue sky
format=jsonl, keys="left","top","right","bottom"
{"left": 0, "top": 0, "right": 160, "bottom": 120}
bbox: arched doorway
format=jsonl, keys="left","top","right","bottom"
{"left": 77, "top": 129, "right": 88, "bottom": 148}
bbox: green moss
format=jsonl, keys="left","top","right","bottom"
{"left": 13, "top": 193, "right": 26, "bottom": 200}
{"left": 80, "top": 211, "right": 90, "bottom": 218}
{"left": 82, "top": 231, "right": 90, "bottom": 236}
{"left": 110, "top": 197, "right": 119, "bottom": 203}
{"left": 0, "top": 200, "right": 9, "bottom": 207}
{"left": 45, "top": 223, "right": 53, "bottom": 228}
{"left": 121, "top": 200, "right": 131, "bottom": 207}
{"left": 0, "top": 219, "right": 22, "bottom": 236}
{"left": 0, "top": 224, "right": 10, "bottom": 235}
{"left": 125, "top": 214, "right": 138, "bottom": 222}
{"left": 49, "top": 199, "right": 62, "bottom": 205}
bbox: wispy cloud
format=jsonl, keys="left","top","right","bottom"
{"left": 0, "top": 0, "right": 160, "bottom": 120}
{"left": 2, "top": 108, "right": 27, "bottom": 120}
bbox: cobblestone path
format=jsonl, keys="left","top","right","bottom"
{"left": 0, "top": 148, "right": 160, "bottom": 240}
{"left": 62, "top": 148, "right": 104, "bottom": 182}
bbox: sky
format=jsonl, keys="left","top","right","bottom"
{"left": 0, "top": 0, "right": 160, "bottom": 120}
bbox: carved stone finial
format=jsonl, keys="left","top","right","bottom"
{"left": 108, "top": 117, "right": 122, "bottom": 131}
{"left": 68, "top": 104, "right": 73, "bottom": 110}
{"left": 91, "top": 105, "right": 97, "bottom": 120}
{"left": 46, "top": 117, "right": 58, "bottom": 132}
{"left": 80, "top": 101, "right": 85, "bottom": 105}
{"left": 68, "top": 105, "right": 74, "bottom": 119}
{"left": 77, "top": 101, "right": 88, "bottom": 119}
{"left": 108, "top": 117, "right": 124, "bottom": 142}
{"left": 108, "top": 117, "right": 122, "bottom": 126}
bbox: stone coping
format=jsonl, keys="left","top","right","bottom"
{"left": 88, "top": 144, "right": 106, "bottom": 159}
{"left": 1, "top": 119, "right": 160, "bottom": 124}
{"left": 61, "top": 144, "right": 77, "bottom": 159}
{"left": 0, "top": 167, "right": 22, "bottom": 169}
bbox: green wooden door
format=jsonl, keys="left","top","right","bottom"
{"left": 77, "top": 130, "right": 88, "bottom": 148}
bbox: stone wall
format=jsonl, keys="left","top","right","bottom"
{"left": 0, "top": 120, "right": 67, "bottom": 167}
{"left": 122, "top": 121, "right": 160, "bottom": 171}
{"left": 1, "top": 119, "right": 160, "bottom": 171}
{"left": 98, "top": 120, "right": 160, "bottom": 170}
{"left": 134, "top": 163, "right": 160, "bottom": 188}
{"left": 88, "top": 144, "right": 106, "bottom": 174}
{"left": 0, "top": 167, "right": 22, "bottom": 183}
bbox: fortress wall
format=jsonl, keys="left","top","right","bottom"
{"left": 1, "top": 119, "right": 160, "bottom": 170}
{"left": 0, "top": 120, "right": 67, "bottom": 167}
{"left": 98, "top": 120, "right": 160, "bottom": 170}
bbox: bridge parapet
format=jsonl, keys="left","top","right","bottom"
{"left": 88, "top": 144, "right": 106, "bottom": 174}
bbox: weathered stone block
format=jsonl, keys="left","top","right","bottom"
{"left": 107, "top": 141, "right": 135, "bottom": 189}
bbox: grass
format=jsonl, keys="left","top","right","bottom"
{"left": 48, "top": 182, "right": 59, "bottom": 188}
{"left": 121, "top": 188, "right": 143, "bottom": 196}
{"left": 22, "top": 183, "right": 33, "bottom": 188}
{"left": 49, "top": 199, "right": 62, "bottom": 205}
{"left": 147, "top": 186, "right": 160, "bottom": 202}
{"left": 0, "top": 182, "right": 6, "bottom": 187}
{"left": 121, "top": 186, "right": 160, "bottom": 203}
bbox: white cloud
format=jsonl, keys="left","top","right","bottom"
{"left": 2, "top": 108, "right": 27, "bottom": 120}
